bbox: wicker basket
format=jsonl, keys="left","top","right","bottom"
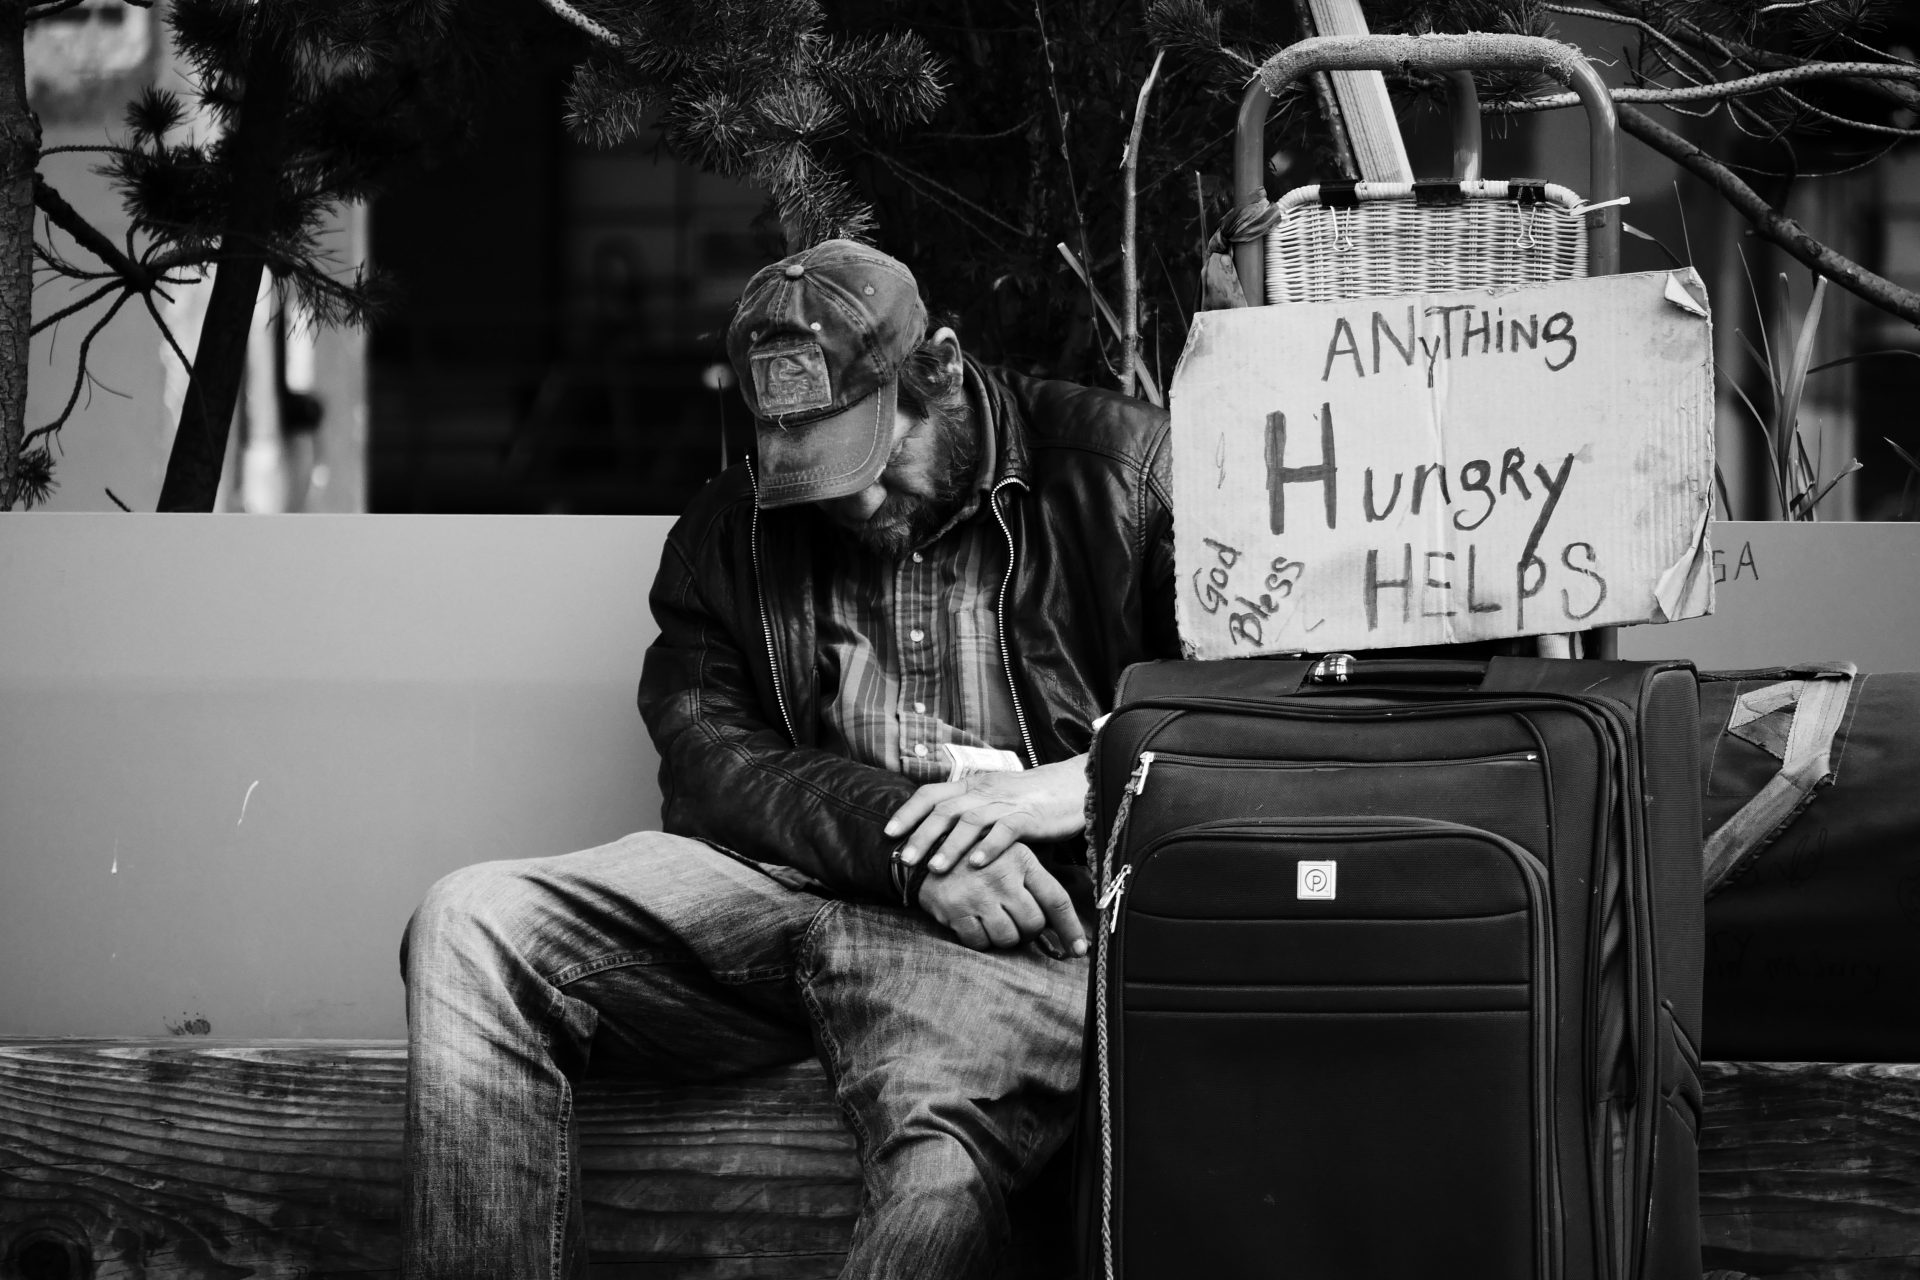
{"left": 1264, "top": 180, "right": 1591, "bottom": 306}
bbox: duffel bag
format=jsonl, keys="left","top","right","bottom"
{"left": 1699, "top": 662, "right": 1920, "bottom": 1061}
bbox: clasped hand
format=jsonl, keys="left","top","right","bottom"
{"left": 883, "top": 755, "right": 1089, "bottom": 956}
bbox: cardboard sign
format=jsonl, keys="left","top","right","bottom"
{"left": 1171, "top": 269, "right": 1716, "bottom": 657}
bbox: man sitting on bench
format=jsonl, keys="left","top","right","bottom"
{"left": 399, "top": 239, "right": 1177, "bottom": 1280}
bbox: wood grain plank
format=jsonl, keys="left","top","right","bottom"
{"left": 1699, "top": 1061, "right": 1920, "bottom": 1279}
{"left": 0, "top": 1040, "right": 855, "bottom": 1280}
{"left": 5, "top": 1041, "right": 1918, "bottom": 1279}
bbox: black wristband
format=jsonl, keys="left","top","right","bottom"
{"left": 904, "top": 857, "right": 935, "bottom": 910}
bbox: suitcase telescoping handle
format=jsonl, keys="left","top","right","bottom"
{"left": 1113, "top": 654, "right": 1508, "bottom": 702}
{"left": 1232, "top": 33, "right": 1622, "bottom": 303}
{"left": 1306, "top": 653, "right": 1492, "bottom": 685}
{"left": 1110, "top": 654, "right": 1689, "bottom": 703}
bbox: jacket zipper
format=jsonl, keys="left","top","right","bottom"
{"left": 746, "top": 463, "right": 800, "bottom": 747}
{"left": 748, "top": 466, "right": 1032, "bottom": 762}
{"left": 990, "top": 476, "right": 1040, "bottom": 768}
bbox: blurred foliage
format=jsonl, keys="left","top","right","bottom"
{"left": 105, "top": 0, "right": 549, "bottom": 329}
{"left": 566, "top": 0, "right": 1350, "bottom": 386}
{"left": 560, "top": 0, "right": 1920, "bottom": 390}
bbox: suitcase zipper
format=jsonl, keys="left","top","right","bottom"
{"left": 1147, "top": 748, "right": 1540, "bottom": 770}
{"left": 1096, "top": 815, "right": 1560, "bottom": 1280}
{"left": 1595, "top": 695, "right": 1662, "bottom": 1280}
{"left": 1092, "top": 749, "right": 1153, "bottom": 1280}
{"left": 1094, "top": 864, "right": 1134, "bottom": 933}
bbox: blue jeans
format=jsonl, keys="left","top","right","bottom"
{"left": 399, "top": 831, "right": 1089, "bottom": 1280}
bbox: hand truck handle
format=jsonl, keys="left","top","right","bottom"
{"left": 1233, "top": 33, "right": 1621, "bottom": 303}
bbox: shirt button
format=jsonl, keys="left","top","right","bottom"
{"left": 913, "top": 701, "right": 926, "bottom": 714}
{"left": 913, "top": 743, "right": 928, "bottom": 757}
{"left": 908, "top": 627, "right": 925, "bottom": 643}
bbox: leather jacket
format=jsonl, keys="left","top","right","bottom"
{"left": 637, "top": 359, "right": 1178, "bottom": 901}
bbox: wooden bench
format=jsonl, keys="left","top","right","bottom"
{"left": 3, "top": 1040, "right": 1917, "bottom": 1279}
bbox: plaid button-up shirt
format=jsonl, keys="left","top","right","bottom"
{"left": 815, "top": 398, "right": 1023, "bottom": 782}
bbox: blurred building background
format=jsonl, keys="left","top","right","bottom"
{"left": 365, "top": 48, "right": 767, "bottom": 515}
{"left": 20, "top": 4, "right": 1920, "bottom": 519}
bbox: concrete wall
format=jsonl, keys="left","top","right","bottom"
{"left": 1, "top": 515, "right": 673, "bottom": 1038}
{"left": 2, "top": 516, "right": 1916, "bottom": 1039}
{"left": 1617, "top": 523, "right": 1920, "bottom": 672}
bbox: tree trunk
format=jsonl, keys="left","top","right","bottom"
{"left": 155, "top": 18, "right": 290, "bottom": 512}
{"left": 0, "top": 2, "right": 39, "bottom": 512}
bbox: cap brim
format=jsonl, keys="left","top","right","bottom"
{"left": 754, "top": 378, "right": 897, "bottom": 509}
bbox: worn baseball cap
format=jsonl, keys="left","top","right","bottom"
{"left": 726, "top": 239, "right": 929, "bottom": 508}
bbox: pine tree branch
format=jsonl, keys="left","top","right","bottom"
{"left": 1139, "top": 122, "right": 1235, "bottom": 198}
{"left": 146, "top": 245, "right": 218, "bottom": 274}
{"left": 1585, "top": 0, "right": 1920, "bottom": 113}
{"left": 23, "top": 288, "right": 134, "bottom": 448}
{"left": 1772, "top": 87, "right": 1920, "bottom": 139}
{"left": 31, "top": 280, "right": 119, "bottom": 335}
{"left": 1489, "top": 61, "right": 1920, "bottom": 112}
{"left": 534, "top": 0, "right": 620, "bottom": 46}
{"left": 35, "top": 242, "right": 122, "bottom": 282}
{"left": 27, "top": 1, "right": 94, "bottom": 19}
{"left": 857, "top": 146, "right": 1026, "bottom": 247}
{"left": 34, "top": 176, "right": 157, "bottom": 290}
{"left": 1539, "top": 3, "right": 1717, "bottom": 88}
{"left": 1056, "top": 241, "right": 1131, "bottom": 387}
{"left": 1835, "top": 31, "right": 1919, "bottom": 70}
{"left": 40, "top": 144, "right": 139, "bottom": 159}
{"left": 142, "top": 289, "right": 195, "bottom": 383}
{"left": 1613, "top": 102, "right": 1920, "bottom": 326}
{"left": 917, "top": 113, "right": 1038, "bottom": 143}
{"left": 1723, "top": 138, "right": 1901, "bottom": 181}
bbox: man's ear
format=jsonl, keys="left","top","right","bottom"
{"left": 928, "top": 326, "right": 963, "bottom": 388}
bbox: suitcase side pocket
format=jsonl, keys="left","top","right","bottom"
{"left": 1636, "top": 1002, "right": 1703, "bottom": 1280}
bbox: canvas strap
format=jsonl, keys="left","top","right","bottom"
{"left": 1702, "top": 663, "right": 1857, "bottom": 895}
{"left": 1201, "top": 198, "right": 1288, "bottom": 309}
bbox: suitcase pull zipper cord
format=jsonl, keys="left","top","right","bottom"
{"left": 1093, "top": 749, "right": 1153, "bottom": 1280}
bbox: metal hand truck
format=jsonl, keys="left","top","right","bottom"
{"left": 1228, "top": 33, "right": 1626, "bottom": 657}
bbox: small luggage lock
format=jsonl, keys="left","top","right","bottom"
{"left": 1307, "top": 652, "right": 1355, "bottom": 684}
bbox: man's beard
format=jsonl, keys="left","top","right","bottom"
{"left": 845, "top": 397, "right": 978, "bottom": 557}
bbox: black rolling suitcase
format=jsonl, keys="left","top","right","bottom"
{"left": 1080, "top": 654, "right": 1703, "bottom": 1280}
